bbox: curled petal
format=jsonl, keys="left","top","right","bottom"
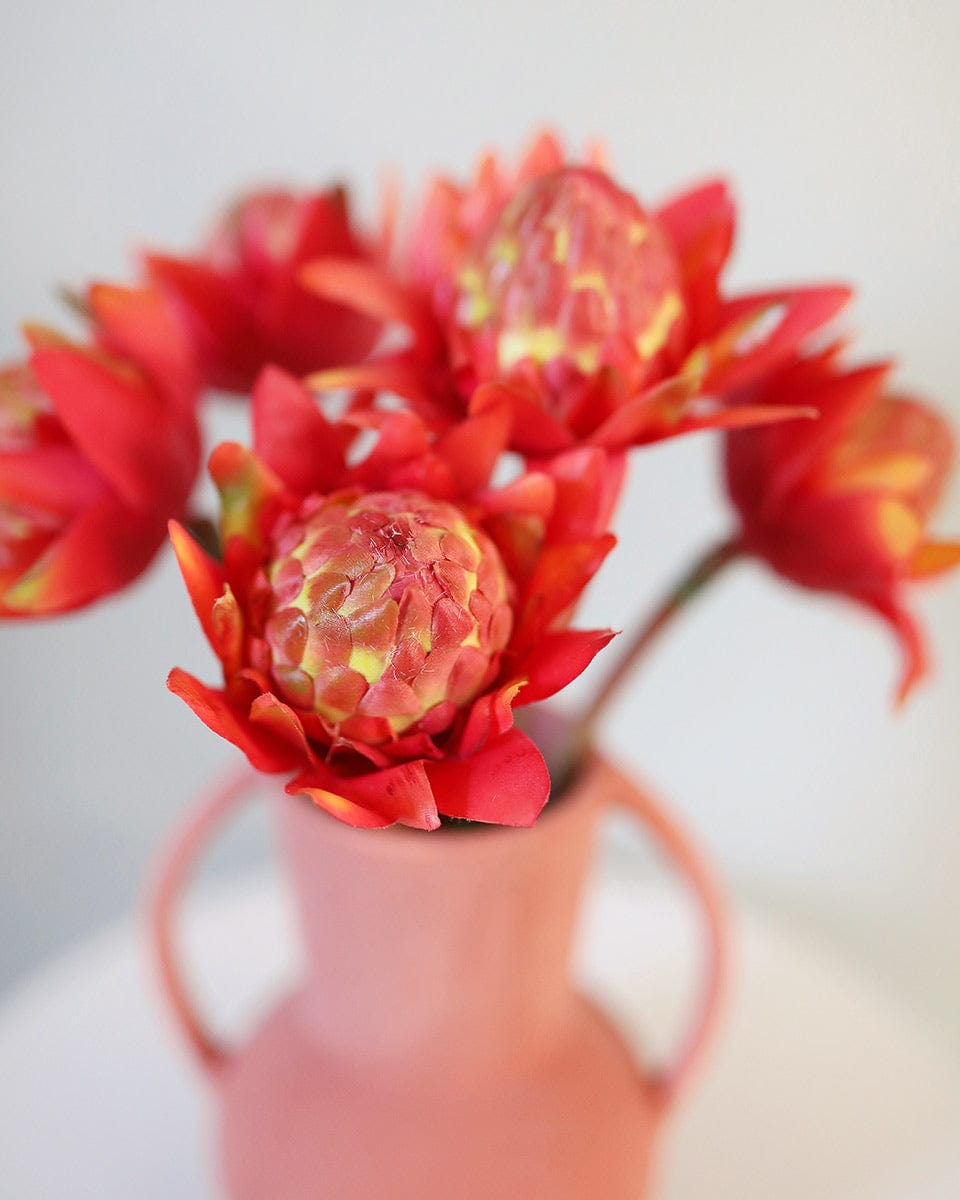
{"left": 425, "top": 728, "right": 550, "bottom": 826}
{"left": 289, "top": 759, "right": 440, "bottom": 830}
{"left": 512, "top": 629, "right": 616, "bottom": 706}
{"left": 167, "top": 668, "right": 301, "bottom": 773}
{"left": 858, "top": 591, "right": 928, "bottom": 707}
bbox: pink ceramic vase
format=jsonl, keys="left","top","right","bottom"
{"left": 150, "top": 751, "right": 725, "bottom": 1199}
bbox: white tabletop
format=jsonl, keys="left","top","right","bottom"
{"left": 1, "top": 866, "right": 958, "bottom": 1199}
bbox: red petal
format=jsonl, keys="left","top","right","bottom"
{"left": 145, "top": 252, "right": 257, "bottom": 393}
{"left": 519, "top": 534, "right": 617, "bottom": 634}
{"left": 2, "top": 496, "right": 163, "bottom": 615}
{"left": 252, "top": 366, "right": 352, "bottom": 495}
{"left": 469, "top": 382, "right": 574, "bottom": 456}
{"left": 654, "top": 179, "right": 736, "bottom": 339}
{"left": 28, "top": 343, "right": 167, "bottom": 512}
{"left": 910, "top": 541, "right": 960, "bottom": 580}
{"left": 435, "top": 397, "right": 511, "bottom": 494}
{"left": 513, "top": 628, "right": 616, "bottom": 705}
{"left": 858, "top": 591, "right": 928, "bottom": 707}
{"left": 88, "top": 283, "right": 196, "bottom": 408}
{"left": 168, "top": 519, "right": 226, "bottom": 651}
{"left": 209, "top": 441, "right": 287, "bottom": 552}
{"left": 167, "top": 667, "right": 300, "bottom": 773}
{"left": 425, "top": 729, "right": 550, "bottom": 826}
{"left": 248, "top": 692, "right": 318, "bottom": 762}
{"left": 703, "top": 285, "right": 853, "bottom": 396}
{"left": 0, "top": 445, "right": 104, "bottom": 515}
{"left": 289, "top": 759, "right": 440, "bottom": 830}
{"left": 299, "top": 258, "right": 435, "bottom": 347}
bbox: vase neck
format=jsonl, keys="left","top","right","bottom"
{"left": 274, "top": 777, "right": 604, "bottom": 1070}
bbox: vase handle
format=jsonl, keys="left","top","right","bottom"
{"left": 147, "top": 764, "right": 263, "bottom": 1081}
{"left": 600, "top": 756, "right": 727, "bottom": 1111}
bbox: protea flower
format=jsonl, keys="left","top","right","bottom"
{"left": 301, "top": 131, "right": 848, "bottom": 455}
{"left": 168, "top": 367, "right": 617, "bottom": 829}
{"left": 0, "top": 285, "right": 200, "bottom": 616}
{"left": 724, "top": 347, "right": 960, "bottom": 701}
{"left": 145, "top": 186, "right": 381, "bottom": 394}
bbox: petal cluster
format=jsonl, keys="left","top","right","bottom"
{"left": 168, "top": 368, "right": 616, "bottom": 829}
{"left": 724, "top": 347, "right": 960, "bottom": 701}
{"left": 303, "top": 130, "right": 850, "bottom": 456}
{"left": 146, "top": 187, "right": 382, "bottom": 393}
{"left": 0, "top": 286, "right": 200, "bottom": 616}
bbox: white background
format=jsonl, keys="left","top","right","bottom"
{"left": 0, "top": 0, "right": 958, "bottom": 1051}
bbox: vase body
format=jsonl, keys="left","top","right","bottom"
{"left": 151, "top": 751, "right": 724, "bottom": 1200}
{"left": 217, "top": 774, "right": 659, "bottom": 1199}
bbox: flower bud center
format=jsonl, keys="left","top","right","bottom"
{"left": 451, "top": 167, "right": 687, "bottom": 403}
{"left": 259, "top": 489, "right": 513, "bottom": 742}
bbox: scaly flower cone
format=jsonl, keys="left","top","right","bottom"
{"left": 168, "top": 368, "right": 618, "bottom": 830}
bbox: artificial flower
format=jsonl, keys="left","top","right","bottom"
{"left": 302, "top": 132, "right": 849, "bottom": 455}
{"left": 145, "top": 186, "right": 381, "bottom": 394}
{"left": 168, "top": 367, "right": 617, "bottom": 829}
{"left": 724, "top": 346, "right": 960, "bottom": 701}
{"left": 0, "top": 285, "right": 200, "bottom": 616}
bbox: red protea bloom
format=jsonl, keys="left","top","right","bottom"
{"left": 725, "top": 347, "right": 960, "bottom": 701}
{"left": 0, "top": 285, "right": 200, "bottom": 616}
{"left": 168, "top": 367, "right": 616, "bottom": 829}
{"left": 145, "top": 186, "right": 381, "bottom": 394}
{"left": 301, "top": 132, "right": 848, "bottom": 455}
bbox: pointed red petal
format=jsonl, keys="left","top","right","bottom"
{"left": 655, "top": 179, "right": 736, "bottom": 338}
{"left": 858, "top": 591, "right": 928, "bottom": 707}
{"left": 168, "top": 519, "right": 226, "bottom": 651}
{"left": 167, "top": 667, "right": 299, "bottom": 773}
{"left": 299, "top": 258, "right": 434, "bottom": 345}
{"left": 249, "top": 692, "right": 318, "bottom": 762}
{"left": 28, "top": 343, "right": 167, "bottom": 512}
{"left": 426, "top": 728, "right": 550, "bottom": 826}
{"left": 513, "top": 628, "right": 616, "bottom": 705}
{"left": 519, "top": 534, "right": 617, "bottom": 633}
{"left": 434, "top": 397, "right": 511, "bottom": 493}
{"left": 469, "top": 382, "right": 574, "bottom": 456}
{"left": 252, "top": 366, "right": 352, "bottom": 495}
{"left": 703, "top": 285, "right": 853, "bottom": 396}
{"left": 88, "top": 283, "right": 196, "bottom": 407}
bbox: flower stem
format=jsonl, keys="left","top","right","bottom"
{"left": 555, "top": 536, "right": 743, "bottom": 789}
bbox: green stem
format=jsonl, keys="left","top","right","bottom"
{"left": 557, "top": 536, "right": 743, "bottom": 787}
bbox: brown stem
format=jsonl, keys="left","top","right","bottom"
{"left": 555, "top": 536, "right": 743, "bottom": 789}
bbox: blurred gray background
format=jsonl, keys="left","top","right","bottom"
{"left": 1, "top": 0, "right": 958, "bottom": 1049}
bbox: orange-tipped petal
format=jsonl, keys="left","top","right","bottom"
{"left": 209, "top": 441, "right": 287, "bottom": 551}
{"left": 289, "top": 759, "right": 440, "bottom": 830}
{"left": 168, "top": 519, "right": 226, "bottom": 651}
{"left": 910, "top": 540, "right": 960, "bottom": 579}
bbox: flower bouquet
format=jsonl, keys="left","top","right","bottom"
{"left": 3, "top": 132, "right": 957, "bottom": 1198}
